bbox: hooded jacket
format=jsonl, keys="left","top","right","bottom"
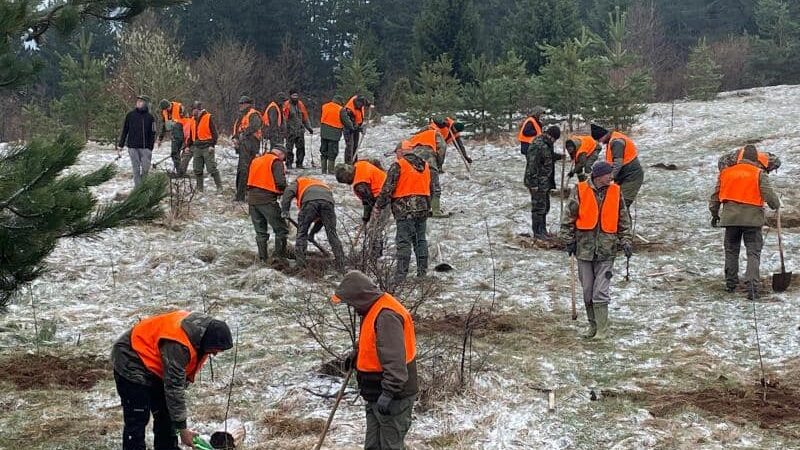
{"left": 335, "top": 271, "right": 418, "bottom": 402}
{"left": 111, "top": 312, "right": 233, "bottom": 429}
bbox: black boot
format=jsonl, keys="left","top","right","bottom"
{"left": 256, "top": 238, "right": 269, "bottom": 263}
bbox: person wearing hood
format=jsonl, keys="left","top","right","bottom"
{"left": 559, "top": 162, "right": 632, "bottom": 340}
{"left": 376, "top": 146, "right": 434, "bottom": 285}
{"left": 111, "top": 311, "right": 233, "bottom": 450}
{"left": 233, "top": 96, "right": 263, "bottom": 202}
{"left": 262, "top": 92, "right": 287, "bottom": 150}
{"left": 283, "top": 89, "right": 313, "bottom": 169}
{"left": 709, "top": 146, "right": 780, "bottom": 297}
{"left": 517, "top": 107, "right": 545, "bottom": 155}
{"left": 118, "top": 95, "right": 157, "bottom": 187}
{"left": 524, "top": 126, "right": 564, "bottom": 239}
{"left": 591, "top": 124, "right": 645, "bottom": 208}
{"left": 565, "top": 135, "right": 602, "bottom": 182}
{"left": 332, "top": 270, "right": 418, "bottom": 450}
{"left": 185, "top": 101, "right": 223, "bottom": 193}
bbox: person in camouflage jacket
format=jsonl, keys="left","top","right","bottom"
{"left": 524, "top": 126, "right": 563, "bottom": 238}
{"left": 717, "top": 144, "right": 781, "bottom": 173}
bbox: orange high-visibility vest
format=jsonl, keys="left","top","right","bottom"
{"left": 736, "top": 148, "right": 770, "bottom": 169}
{"left": 429, "top": 117, "right": 458, "bottom": 144}
{"left": 262, "top": 102, "right": 283, "bottom": 127}
{"left": 356, "top": 293, "right": 416, "bottom": 373}
{"left": 604, "top": 131, "right": 638, "bottom": 166}
{"left": 320, "top": 101, "right": 344, "bottom": 129}
{"left": 719, "top": 163, "right": 763, "bottom": 207}
{"left": 233, "top": 107, "right": 263, "bottom": 140}
{"left": 191, "top": 112, "right": 213, "bottom": 142}
{"left": 296, "top": 176, "right": 331, "bottom": 207}
{"left": 247, "top": 153, "right": 284, "bottom": 193}
{"left": 572, "top": 135, "right": 598, "bottom": 160}
{"left": 353, "top": 160, "right": 387, "bottom": 197}
{"left": 345, "top": 96, "right": 364, "bottom": 125}
{"left": 517, "top": 116, "right": 542, "bottom": 144}
{"left": 392, "top": 158, "right": 431, "bottom": 199}
{"left": 282, "top": 100, "right": 309, "bottom": 123}
{"left": 162, "top": 101, "right": 182, "bottom": 123}
{"left": 576, "top": 181, "right": 622, "bottom": 233}
{"left": 402, "top": 129, "right": 439, "bottom": 152}
{"left": 130, "top": 311, "right": 207, "bottom": 383}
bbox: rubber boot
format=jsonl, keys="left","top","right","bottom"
{"left": 255, "top": 238, "right": 269, "bottom": 263}
{"left": 431, "top": 195, "right": 448, "bottom": 218}
{"left": 582, "top": 303, "right": 597, "bottom": 339}
{"left": 327, "top": 158, "right": 336, "bottom": 174}
{"left": 532, "top": 215, "right": 546, "bottom": 239}
{"left": 591, "top": 303, "right": 609, "bottom": 340}
{"left": 212, "top": 172, "right": 223, "bottom": 194}
{"left": 196, "top": 176, "right": 204, "bottom": 192}
{"left": 320, "top": 157, "right": 328, "bottom": 174}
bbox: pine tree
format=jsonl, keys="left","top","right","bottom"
{"left": 0, "top": 134, "right": 167, "bottom": 306}
{"left": 404, "top": 55, "right": 463, "bottom": 126}
{"left": 533, "top": 30, "right": 596, "bottom": 131}
{"left": 586, "top": 7, "right": 653, "bottom": 130}
{"left": 685, "top": 37, "right": 723, "bottom": 101}
{"left": 508, "top": 0, "right": 580, "bottom": 74}
{"left": 412, "top": 0, "right": 482, "bottom": 80}
{"left": 335, "top": 44, "right": 381, "bottom": 103}
{"left": 50, "top": 32, "right": 115, "bottom": 142}
{"left": 492, "top": 50, "right": 530, "bottom": 130}
{"left": 462, "top": 56, "right": 506, "bottom": 135}
{"left": 751, "top": 0, "right": 800, "bottom": 84}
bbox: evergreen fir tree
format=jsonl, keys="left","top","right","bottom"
{"left": 586, "top": 7, "right": 653, "bottom": 130}
{"left": 492, "top": 50, "right": 530, "bottom": 130}
{"left": 751, "top": 0, "right": 800, "bottom": 84}
{"left": 335, "top": 45, "right": 381, "bottom": 103}
{"left": 404, "top": 55, "right": 463, "bottom": 125}
{"left": 508, "top": 0, "right": 580, "bottom": 74}
{"left": 462, "top": 55, "right": 506, "bottom": 135}
{"left": 685, "top": 37, "right": 723, "bottom": 101}
{"left": 412, "top": 0, "right": 482, "bottom": 80}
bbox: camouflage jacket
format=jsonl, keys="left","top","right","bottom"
{"left": 718, "top": 149, "right": 781, "bottom": 173}
{"left": 410, "top": 132, "right": 447, "bottom": 172}
{"left": 111, "top": 312, "right": 215, "bottom": 429}
{"left": 376, "top": 153, "right": 432, "bottom": 220}
{"left": 559, "top": 180, "right": 633, "bottom": 262}
{"left": 524, "top": 134, "right": 561, "bottom": 191}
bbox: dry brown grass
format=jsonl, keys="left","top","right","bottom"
{"left": 0, "top": 353, "right": 109, "bottom": 391}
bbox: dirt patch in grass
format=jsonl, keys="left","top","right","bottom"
{"left": 416, "top": 312, "right": 518, "bottom": 337}
{"left": 608, "top": 378, "right": 800, "bottom": 431}
{"left": 261, "top": 410, "right": 325, "bottom": 438}
{"left": 0, "top": 353, "right": 109, "bottom": 391}
{"left": 511, "top": 233, "right": 564, "bottom": 250}
{"left": 766, "top": 211, "right": 800, "bottom": 228}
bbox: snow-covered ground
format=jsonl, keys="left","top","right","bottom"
{"left": 1, "top": 85, "right": 800, "bottom": 449}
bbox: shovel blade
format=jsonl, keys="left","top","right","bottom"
{"left": 772, "top": 271, "right": 792, "bottom": 292}
{"left": 434, "top": 263, "right": 453, "bottom": 272}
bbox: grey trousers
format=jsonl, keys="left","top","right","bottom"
{"left": 128, "top": 148, "right": 152, "bottom": 187}
{"left": 296, "top": 200, "right": 346, "bottom": 270}
{"left": 365, "top": 395, "right": 415, "bottom": 450}
{"left": 724, "top": 226, "right": 763, "bottom": 287}
{"left": 577, "top": 259, "right": 614, "bottom": 306}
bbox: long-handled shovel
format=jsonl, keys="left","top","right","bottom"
{"left": 772, "top": 206, "right": 792, "bottom": 292}
{"left": 570, "top": 256, "right": 577, "bottom": 320}
{"left": 314, "top": 366, "right": 354, "bottom": 450}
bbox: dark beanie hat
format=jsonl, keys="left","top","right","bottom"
{"left": 200, "top": 319, "right": 233, "bottom": 353}
{"left": 453, "top": 122, "right": 465, "bottom": 132}
{"left": 545, "top": 126, "right": 561, "bottom": 140}
{"left": 741, "top": 144, "right": 758, "bottom": 162}
{"left": 592, "top": 161, "right": 614, "bottom": 178}
{"left": 590, "top": 124, "right": 609, "bottom": 140}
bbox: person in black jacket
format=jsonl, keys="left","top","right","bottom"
{"left": 118, "top": 95, "right": 157, "bottom": 187}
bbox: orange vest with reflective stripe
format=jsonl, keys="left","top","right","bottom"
{"left": 402, "top": 129, "right": 439, "bottom": 152}
{"left": 605, "top": 131, "right": 638, "bottom": 165}
{"left": 162, "top": 101, "right": 182, "bottom": 123}
{"left": 233, "top": 108, "right": 262, "bottom": 140}
{"left": 320, "top": 101, "right": 344, "bottom": 129}
{"left": 130, "top": 311, "right": 207, "bottom": 383}
{"left": 736, "top": 148, "right": 769, "bottom": 169}
{"left": 345, "top": 96, "right": 364, "bottom": 125}
{"left": 392, "top": 158, "right": 431, "bottom": 199}
{"left": 719, "top": 163, "right": 763, "bottom": 207}
{"left": 191, "top": 113, "right": 213, "bottom": 142}
{"left": 576, "top": 182, "right": 622, "bottom": 233}
{"left": 356, "top": 293, "right": 416, "bottom": 373}
{"left": 296, "top": 176, "right": 331, "bottom": 207}
{"left": 247, "top": 153, "right": 284, "bottom": 193}
{"left": 353, "top": 160, "right": 386, "bottom": 197}
{"left": 517, "top": 117, "right": 542, "bottom": 144}
{"left": 572, "top": 135, "right": 598, "bottom": 160}
{"left": 283, "top": 100, "right": 309, "bottom": 122}
{"left": 263, "top": 102, "right": 283, "bottom": 127}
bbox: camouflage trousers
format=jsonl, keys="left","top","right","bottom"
{"left": 365, "top": 395, "right": 415, "bottom": 450}
{"left": 724, "top": 226, "right": 763, "bottom": 288}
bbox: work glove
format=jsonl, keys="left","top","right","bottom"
{"left": 711, "top": 216, "right": 719, "bottom": 228}
{"left": 566, "top": 241, "right": 577, "bottom": 257}
{"left": 376, "top": 392, "right": 393, "bottom": 415}
{"left": 343, "top": 350, "right": 357, "bottom": 371}
{"left": 622, "top": 242, "right": 633, "bottom": 259}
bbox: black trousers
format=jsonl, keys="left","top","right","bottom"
{"left": 114, "top": 371, "right": 179, "bottom": 450}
